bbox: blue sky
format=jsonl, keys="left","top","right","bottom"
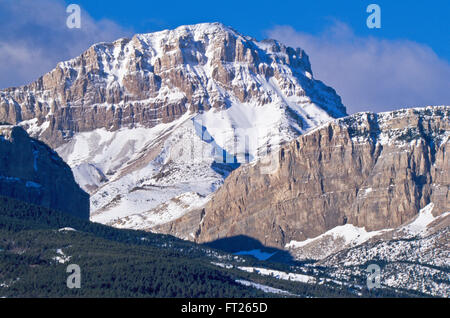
{"left": 74, "top": 0, "right": 450, "bottom": 61}
{"left": 0, "top": 0, "right": 449, "bottom": 113}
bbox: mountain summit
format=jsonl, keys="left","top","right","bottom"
{"left": 0, "top": 22, "right": 345, "bottom": 146}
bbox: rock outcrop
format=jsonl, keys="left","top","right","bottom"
{"left": 0, "top": 125, "right": 89, "bottom": 219}
{"left": 156, "top": 106, "right": 449, "bottom": 249}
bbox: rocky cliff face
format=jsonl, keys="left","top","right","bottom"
{"left": 0, "top": 22, "right": 345, "bottom": 149}
{"left": 157, "top": 106, "right": 449, "bottom": 249}
{"left": 0, "top": 125, "right": 89, "bottom": 219}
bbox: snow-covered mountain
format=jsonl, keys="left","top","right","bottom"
{"left": 0, "top": 22, "right": 346, "bottom": 225}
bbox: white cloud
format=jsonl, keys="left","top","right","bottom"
{"left": 0, "top": 0, "right": 132, "bottom": 89}
{"left": 267, "top": 22, "right": 450, "bottom": 113}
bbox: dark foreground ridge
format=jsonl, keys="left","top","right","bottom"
{"left": 0, "top": 125, "right": 89, "bottom": 219}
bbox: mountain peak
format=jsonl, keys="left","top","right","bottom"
{"left": 137, "top": 22, "right": 242, "bottom": 41}
{"left": 0, "top": 22, "right": 346, "bottom": 149}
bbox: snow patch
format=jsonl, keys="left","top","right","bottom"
{"left": 52, "top": 249, "right": 71, "bottom": 264}
{"left": 106, "top": 192, "right": 210, "bottom": 230}
{"left": 58, "top": 227, "right": 77, "bottom": 232}
{"left": 286, "top": 224, "right": 388, "bottom": 250}
{"left": 238, "top": 266, "right": 315, "bottom": 284}
{"left": 400, "top": 203, "right": 449, "bottom": 237}
{"left": 235, "top": 279, "right": 294, "bottom": 296}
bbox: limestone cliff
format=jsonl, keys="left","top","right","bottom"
{"left": 156, "top": 106, "right": 449, "bottom": 249}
